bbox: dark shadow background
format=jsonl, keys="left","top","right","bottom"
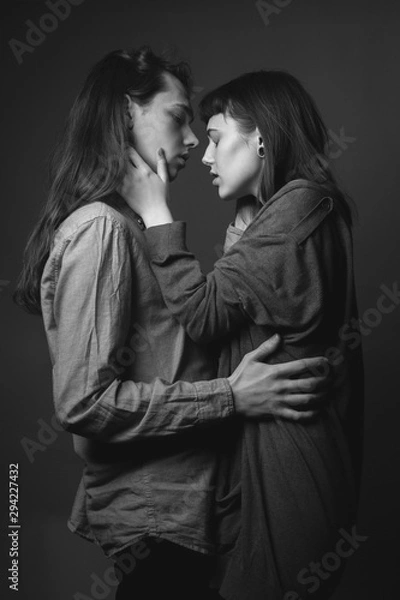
{"left": 1, "top": 0, "right": 399, "bottom": 598}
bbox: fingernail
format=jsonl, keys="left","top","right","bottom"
{"left": 157, "top": 148, "right": 165, "bottom": 158}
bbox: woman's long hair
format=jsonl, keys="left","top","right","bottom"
{"left": 14, "top": 47, "right": 192, "bottom": 315}
{"left": 199, "top": 70, "right": 356, "bottom": 223}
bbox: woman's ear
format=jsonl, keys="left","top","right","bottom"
{"left": 255, "top": 129, "right": 265, "bottom": 159}
{"left": 251, "top": 127, "right": 264, "bottom": 154}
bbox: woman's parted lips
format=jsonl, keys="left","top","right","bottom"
{"left": 210, "top": 171, "right": 220, "bottom": 185}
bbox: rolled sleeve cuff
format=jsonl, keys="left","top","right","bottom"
{"left": 194, "top": 378, "right": 235, "bottom": 422}
{"left": 144, "top": 221, "right": 187, "bottom": 260}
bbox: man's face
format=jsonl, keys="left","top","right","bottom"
{"left": 130, "top": 73, "right": 199, "bottom": 181}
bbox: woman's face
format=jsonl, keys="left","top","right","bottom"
{"left": 129, "top": 73, "right": 199, "bottom": 181}
{"left": 202, "top": 113, "right": 263, "bottom": 201}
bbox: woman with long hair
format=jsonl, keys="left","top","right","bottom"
{"left": 13, "top": 50, "right": 331, "bottom": 599}
{"left": 121, "top": 70, "right": 364, "bottom": 599}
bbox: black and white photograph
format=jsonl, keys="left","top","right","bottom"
{"left": 1, "top": 0, "right": 399, "bottom": 598}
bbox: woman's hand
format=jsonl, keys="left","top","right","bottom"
{"left": 120, "top": 147, "right": 174, "bottom": 227}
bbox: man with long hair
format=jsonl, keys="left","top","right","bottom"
{"left": 14, "top": 47, "right": 330, "bottom": 599}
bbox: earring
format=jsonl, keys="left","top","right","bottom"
{"left": 257, "top": 145, "right": 265, "bottom": 158}
{"left": 257, "top": 136, "right": 265, "bottom": 158}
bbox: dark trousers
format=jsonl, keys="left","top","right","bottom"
{"left": 114, "top": 538, "right": 222, "bottom": 600}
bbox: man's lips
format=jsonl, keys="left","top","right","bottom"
{"left": 177, "top": 154, "right": 189, "bottom": 168}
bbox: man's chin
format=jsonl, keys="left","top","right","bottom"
{"left": 168, "top": 166, "right": 179, "bottom": 182}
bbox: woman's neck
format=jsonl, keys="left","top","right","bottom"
{"left": 234, "top": 196, "right": 259, "bottom": 231}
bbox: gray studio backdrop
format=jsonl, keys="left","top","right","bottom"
{"left": 1, "top": 0, "right": 399, "bottom": 598}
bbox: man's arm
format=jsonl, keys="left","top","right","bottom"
{"left": 49, "top": 214, "right": 330, "bottom": 439}
{"left": 50, "top": 216, "right": 234, "bottom": 443}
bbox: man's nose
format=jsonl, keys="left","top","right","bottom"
{"left": 186, "top": 127, "right": 199, "bottom": 149}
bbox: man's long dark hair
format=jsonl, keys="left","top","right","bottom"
{"left": 14, "top": 46, "right": 192, "bottom": 315}
{"left": 200, "top": 70, "right": 356, "bottom": 224}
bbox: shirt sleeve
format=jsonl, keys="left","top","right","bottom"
{"left": 49, "top": 216, "right": 234, "bottom": 443}
{"left": 144, "top": 196, "right": 336, "bottom": 344}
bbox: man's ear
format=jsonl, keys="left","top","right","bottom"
{"left": 124, "top": 94, "right": 138, "bottom": 130}
{"left": 124, "top": 94, "right": 144, "bottom": 129}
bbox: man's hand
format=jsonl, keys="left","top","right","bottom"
{"left": 119, "top": 147, "right": 173, "bottom": 227}
{"left": 228, "top": 334, "right": 330, "bottom": 420}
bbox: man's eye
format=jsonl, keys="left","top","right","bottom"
{"left": 172, "top": 112, "right": 185, "bottom": 125}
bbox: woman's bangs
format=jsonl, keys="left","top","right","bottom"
{"left": 199, "top": 89, "right": 232, "bottom": 123}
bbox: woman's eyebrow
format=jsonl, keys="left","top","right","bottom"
{"left": 171, "top": 102, "right": 194, "bottom": 123}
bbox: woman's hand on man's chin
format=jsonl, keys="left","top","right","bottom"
{"left": 119, "top": 146, "right": 173, "bottom": 227}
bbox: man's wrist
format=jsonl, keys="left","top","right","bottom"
{"left": 193, "top": 378, "right": 236, "bottom": 422}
